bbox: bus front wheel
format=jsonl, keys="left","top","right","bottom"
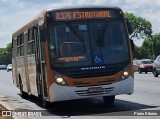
{"left": 42, "top": 99, "right": 51, "bottom": 109}
{"left": 103, "top": 95, "right": 115, "bottom": 104}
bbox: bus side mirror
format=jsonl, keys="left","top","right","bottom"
{"left": 126, "top": 19, "right": 133, "bottom": 35}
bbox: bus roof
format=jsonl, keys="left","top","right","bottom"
{"left": 46, "top": 5, "right": 122, "bottom": 12}
{"left": 12, "top": 10, "right": 46, "bottom": 38}
{"left": 12, "top": 5, "right": 122, "bottom": 38}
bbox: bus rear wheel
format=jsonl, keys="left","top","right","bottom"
{"left": 103, "top": 95, "right": 115, "bottom": 104}
{"left": 19, "top": 75, "right": 28, "bottom": 99}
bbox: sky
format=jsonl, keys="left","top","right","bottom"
{"left": 0, "top": 0, "right": 160, "bottom": 48}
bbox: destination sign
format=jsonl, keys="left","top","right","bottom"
{"left": 58, "top": 56, "right": 86, "bottom": 62}
{"left": 55, "top": 11, "right": 112, "bottom": 21}
{"left": 47, "top": 8, "right": 122, "bottom": 22}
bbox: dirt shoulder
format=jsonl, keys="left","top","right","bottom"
{"left": 0, "top": 103, "right": 14, "bottom": 119}
{"left": 0, "top": 104, "right": 6, "bottom": 110}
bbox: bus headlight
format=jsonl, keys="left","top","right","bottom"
{"left": 121, "top": 71, "right": 129, "bottom": 80}
{"left": 121, "top": 65, "right": 130, "bottom": 80}
{"left": 56, "top": 77, "right": 64, "bottom": 83}
{"left": 55, "top": 77, "right": 67, "bottom": 86}
{"left": 123, "top": 71, "right": 129, "bottom": 77}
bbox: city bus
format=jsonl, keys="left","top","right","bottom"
{"left": 12, "top": 6, "right": 134, "bottom": 108}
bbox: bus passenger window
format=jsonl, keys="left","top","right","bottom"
{"left": 16, "top": 34, "right": 24, "bottom": 57}
{"left": 28, "top": 28, "right": 35, "bottom": 55}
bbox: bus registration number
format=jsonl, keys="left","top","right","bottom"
{"left": 88, "top": 87, "right": 102, "bottom": 93}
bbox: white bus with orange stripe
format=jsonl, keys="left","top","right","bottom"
{"left": 12, "top": 6, "right": 134, "bottom": 108}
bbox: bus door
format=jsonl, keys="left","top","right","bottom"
{"left": 34, "top": 25, "right": 48, "bottom": 99}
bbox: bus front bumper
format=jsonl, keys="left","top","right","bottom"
{"left": 49, "top": 76, "right": 134, "bottom": 102}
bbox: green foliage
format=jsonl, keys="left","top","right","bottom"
{"left": 124, "top": 12, "right": 152, "bottom": 39}
{"left": 124, "top": 12, "right": 155, "bottom": 59}
{"left": 135, "top": 33, "right": 160, "bottom": 59}
{"left": 0, "top": 43, "right": 12, "bottom": 65}
{"left": 152, "top": 33, "right": 160, "bottom": 58}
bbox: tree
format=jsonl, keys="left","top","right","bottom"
{"left": 124, "top": 12, "right": 152, "bottom": 39}
{"left": 0, "top": 43, "right": 12, "bottom": 65}
{"left": 150, "top": 33, "right": 160, "bottom": 58}
{"left": 124, "top": 12, "right": 153, "bottom": 59}
{"left": 138, "top": 39, "right": 152, "bottom": 59}
{"left": 134, "top": 33, "right": 160, "bottom": 59}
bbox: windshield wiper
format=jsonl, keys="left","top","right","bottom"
{"left": 65, "top": 21, "right": 86, "bottom": 52}
{"left": 96, "top": 21, "right": 108, "bottom": 47}
{"left": 65, "top": 21, "right": 84, "bottom": 43}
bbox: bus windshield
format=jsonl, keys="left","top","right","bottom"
{"left": 48, "top": 21, "right": 130, "bottom": 67}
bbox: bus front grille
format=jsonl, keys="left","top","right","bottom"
{"left": 75, "top": 87, "right": 114, "bottom": 96}
{"left": 67, "top": 70, "right": 118, "bottom": 78}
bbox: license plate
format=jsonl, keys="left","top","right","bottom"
{"left": 88, "top": 87, "right": 102, "bottom": 93}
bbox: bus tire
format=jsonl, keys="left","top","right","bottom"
{"left": 103, "top": 95, "right": 115, "bottom": 104}
{"left": 19, "top": 75, "right": 28, "bottom": 99}
{"left": 42, "top": 99, "right": 50, "bottom": 109}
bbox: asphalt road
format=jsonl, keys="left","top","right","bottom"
{"left": 0, "top": 70, "right": 160, "bottom": 119}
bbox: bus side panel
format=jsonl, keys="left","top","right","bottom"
{"left": 16, "top": 57, "right": 28, "bottom": 92}
{"left": 12, "top": 39, "right": 19, "bottom": 87}
{"left": 12, "top": 58, "right": 16, "bottom": 85}
{"left": 27, "top": 54, "right": 38, "bottom": 96}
